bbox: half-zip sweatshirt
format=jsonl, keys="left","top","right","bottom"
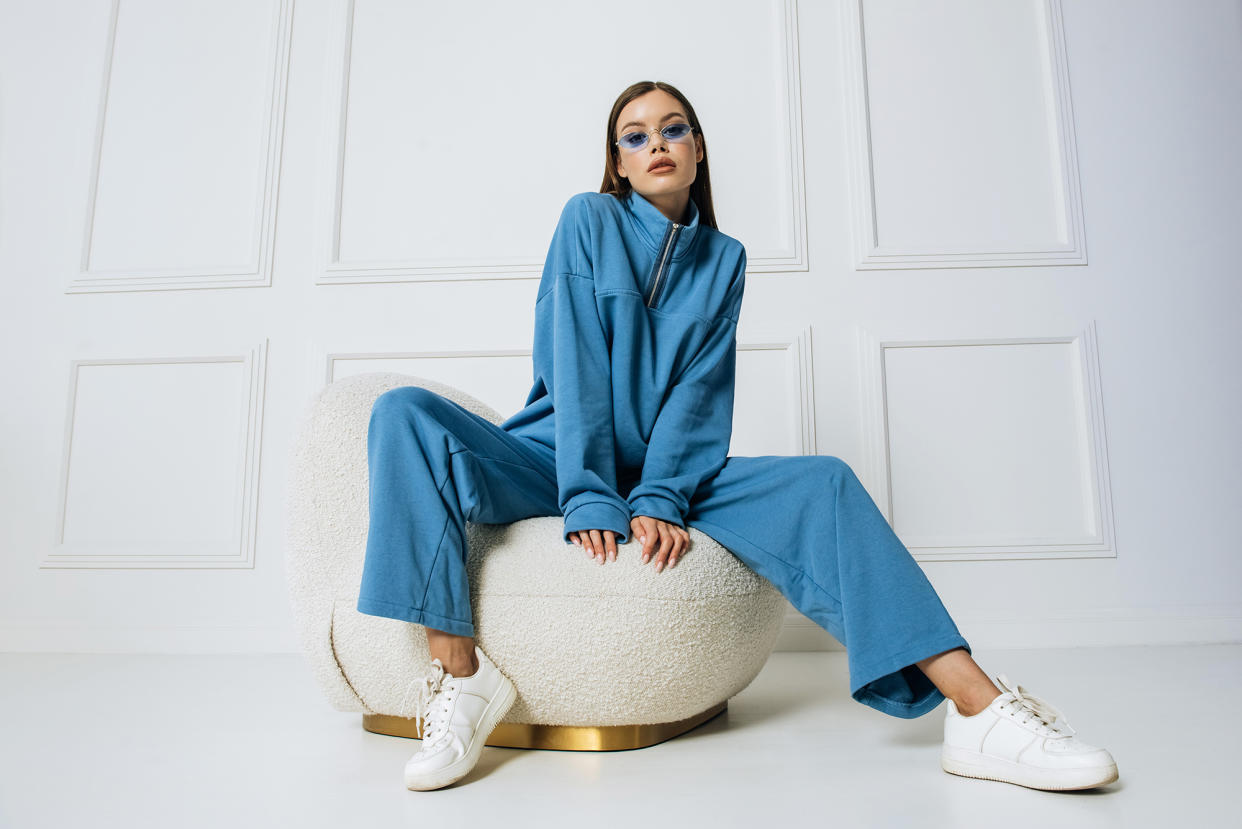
{"left": 500, "top": 188, "right": 747, "bottom": 544}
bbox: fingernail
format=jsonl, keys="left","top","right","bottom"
{"left": 656, "top": 562, "right": 663, "bottom": 572}
{"left": 640, "top": 535, "right": 646, "bottom": 544}
{"left": 641, "top": 554, "right": 649, "bottom": 564}
{"left": 669, "top": 558, "right": 677, "bottom": 568}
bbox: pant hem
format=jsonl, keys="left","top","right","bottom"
{"left": 850, "top": 634, "right": 972, "bottom": 719}
{"left": 355, "top": 597, "right": 475, "bottom": 638}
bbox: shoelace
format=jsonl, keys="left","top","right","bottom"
{"left": 399, "top": 659, "right": 457, "bottom": 748}
{"left": 994, "top": 673, "right": 1077, "bottom": 737}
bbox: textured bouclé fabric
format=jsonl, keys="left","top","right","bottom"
{"left": 285, "top": 372, "right": 786, "bottom": 725}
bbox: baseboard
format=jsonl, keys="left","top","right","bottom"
{"left": 774, "top": 602, "right": 1242, "bottom": 652}
{"left": 2, "top": 604, "right": 1240, "bottom": 653}
{"left": 0, "top": 622, "right": 301, "bottom": 653}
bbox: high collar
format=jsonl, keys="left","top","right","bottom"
{"left": 623, "top": 187, "right": 702, "bottom": 260}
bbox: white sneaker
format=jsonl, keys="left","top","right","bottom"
{"left": 400, "top": 645, "right": 517, "bottom": 791}
{"left": 942, "top": 674, "right": 1119, "bottom": 791}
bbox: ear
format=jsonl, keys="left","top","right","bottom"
{"left": 695, "top": 134, "right": 704, "bottom": 164}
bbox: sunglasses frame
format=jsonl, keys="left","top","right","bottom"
{"left": 614, "top": 122, "right": 698, "bottom": 153}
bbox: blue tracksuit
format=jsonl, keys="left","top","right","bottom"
{"left": 358, "top": 188, "right": 972, "bottom": 719}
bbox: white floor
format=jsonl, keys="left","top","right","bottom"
{"left": 0, "top": 643, "right": 1233, "bottom": 828}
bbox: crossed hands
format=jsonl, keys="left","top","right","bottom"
{"left": 567, "top": 515, "right": 690, "bottom": 573}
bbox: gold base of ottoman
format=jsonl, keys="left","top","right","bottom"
{"left": 363, "top": 700, "right": 727, "bottom": 751}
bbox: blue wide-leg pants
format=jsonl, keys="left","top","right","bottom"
{"left": 357, "top": 385, "right": 972, "bottom": 720}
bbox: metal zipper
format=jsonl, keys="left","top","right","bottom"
{"left": 646, "top": 221, "right": 680, "bottom": 308}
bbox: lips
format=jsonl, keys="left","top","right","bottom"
{"left": 648, "top": 158, "right": 676, "bottom": 172}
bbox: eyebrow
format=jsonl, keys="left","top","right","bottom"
{"left": 619, "top": 111, "right": 687, "bottom": 132}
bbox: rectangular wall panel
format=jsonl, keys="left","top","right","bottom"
{"left": 857, "top": 324, "right": 1115, "bottom": 560}
{"left": 317, "top": 0, "right": 806, "bottom": 282}
{"left": 320, "top": 332, "right": 817, "bottom": 459}
{"left": 842, "top": 0, "right": 1086, "bottom": 268}
{"left": 46, "top": 343, "right": 267, "bottom": 567}
{"left": 71, "top": 0, "right": 292, "bottom": 291}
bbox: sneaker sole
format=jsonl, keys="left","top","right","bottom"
{"left": 404, "top": 674, "right": 518, "bottom": 791}
{"left": 941, "top": 745, "right": 1119, "bottom": 791}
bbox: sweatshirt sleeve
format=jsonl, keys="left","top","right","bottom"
{"left": 533, "top": 195, "right": 633, "bottom": 544}
{"left": 626, "top": 250, "right": 747, "bottom": 527}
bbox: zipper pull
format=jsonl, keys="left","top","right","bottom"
{"left": 646, "top": 222, "right": 682, "bottom": 308}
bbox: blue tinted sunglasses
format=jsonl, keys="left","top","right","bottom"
{"left": 614, "top": 122, "right": 697, "bottom": 152}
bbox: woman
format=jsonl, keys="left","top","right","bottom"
{"left": 357, "top": 81, "right": 1119, "bottom": 793}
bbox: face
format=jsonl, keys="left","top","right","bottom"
{"left": 613, "top": 89, "right": 704, "bottom": 197}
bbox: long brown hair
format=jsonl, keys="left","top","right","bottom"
{"left": 599, "top": 81, "right": 718, "bottom": 230}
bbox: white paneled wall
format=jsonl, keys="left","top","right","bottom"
{"left": 74, "top": 0, "right": 291, "bottom": 290}
{"left": 857, "top": 329, "right": 1113, "bottom": 558}
{"left": 50, "top": 345, "right": 267, "bottom": 568}
{"left": 1, "top": 0, "right": 1239, "bottom": 653}
{"left": 842, "top": 0, "right": 1086, "bottom": 267}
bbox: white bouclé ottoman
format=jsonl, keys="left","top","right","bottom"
{"left": 285, "top": 372, "right": 784, "bottom": 750}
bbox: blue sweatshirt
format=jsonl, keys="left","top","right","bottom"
{"left": 500, "top": 188, "right": 747, "bottom": 544}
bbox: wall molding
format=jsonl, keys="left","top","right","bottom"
{"left": 69, "top": 0, "right": 293, "bottom": 292}
{"left": 312, "top": 334, "right": 817, "bottom": 453}
{"left": 839, "top": 0, "right": 1087, "bottom": 269}
{"left": 855, "top": 321, "right": 1116, "bottom": 561}
{"left": 321, "top": 346, "right": 534, "bottom": 387}
{"left": 738, "top": 326, "right": 818, "bottom": 455}
{"left": 45, "top": 340, "right": 269, "bottom": 568}
{"left": 315, "top": 0, "right": 808, "bottom": 284}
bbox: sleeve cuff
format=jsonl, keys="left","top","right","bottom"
{"left": 626, "top": 494, "right": 685, "bottom": 528}
{"left": 563, "top": 499, "right": 632, "bottom": 544}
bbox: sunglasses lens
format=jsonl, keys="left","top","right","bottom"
{"left": 618, "top": 123, "right": 693, "bottom": 151}
{"left": 619, "top": 132, "right": 647, "bottom": 150}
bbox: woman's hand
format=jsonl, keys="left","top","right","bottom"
{"left": 631, "top": 515, "right": 690, "bottom": 573}
{"left": 567, "top": 516, "right": 690, "bottom": 573}
{"left": 567, "top": 529, "right": 619, "bottom": 564}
